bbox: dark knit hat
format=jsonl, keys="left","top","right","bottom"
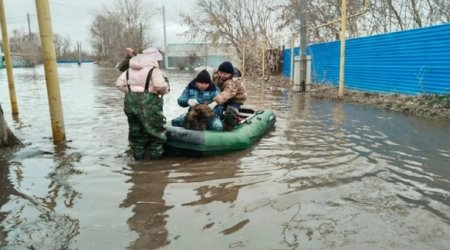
{"left": 196, "top": 70, "right": 212, "bottom": 84}
{"left": 218, "top": 61, "right": 234, "bottom": 74}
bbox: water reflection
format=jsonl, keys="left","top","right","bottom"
{"left": 46, "top": 144, "right": 82, "bottom": 209}
{"left": 120, "top": 161, "right": 171, "bottom": 249}
{"left": 121, "top": 155, "right": 243, "bottom": 248}
{"left": 0, "top": 143, "right": 80, "bottom": 249}
{"left": 163, "top": 155, "right": 248, "bottom": 248}
{"left": 0, "top": 155, "right": 13, "bottom": 248}
{"left": 173, "top": 158, "right": 240, "bottom": 207}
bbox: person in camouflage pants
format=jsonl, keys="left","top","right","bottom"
{"left": 124, "top": 92, "right": 166, "bottom": 159}
{"left": 116, "top": 48, "right": 169, "bottom": 160}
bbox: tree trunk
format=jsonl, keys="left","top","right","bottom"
{"left": 0, "top": 104, "right": 22, "bottom": 147}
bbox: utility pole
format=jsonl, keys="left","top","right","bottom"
{"left": 77, "top": 41, "right": 81, "bottom": 65}
{"left": 162, "top": 5, "right": 168, "bottom": 69}
{"left": 299, "top": 0, "right": 307, "bottom": 92}
{"left": 338, "top": 0, "right": 347, "bottom": 98}
{"left": 35, "top": 0, "right": 66, "bottom": 143}
{"left": 293, "top": 0, "right": 307, "bottom": 92}
{"left": 0, "top": 0, "right": 19, "bottom": 114}
{"left": 27, "top": 13, "right": 32, "bottom": 36}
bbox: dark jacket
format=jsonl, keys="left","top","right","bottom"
{"left": 178, "top": 79, "right": 222, "bottom": 116}
{"left": 117, "top": 53, "right": 137, "bottom": 72}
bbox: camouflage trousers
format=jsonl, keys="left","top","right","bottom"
{"left": 124, "top": 92, "right": 166, "bottom": 159}
{"left": 222, "top": 106, "right": 239, "bottom": 131}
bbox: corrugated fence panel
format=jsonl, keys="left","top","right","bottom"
{"left": 284, "top": 23, "right": 450, "bottom": 95}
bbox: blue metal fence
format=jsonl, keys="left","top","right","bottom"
{"left": 283, "top": 23, "right": 450, "bottom": 95}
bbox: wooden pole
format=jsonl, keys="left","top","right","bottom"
{"left": 0, "top": 0, "right": 19, "bottom": 114}
{"left": 35, "top": 0, "right": 66, "bottom": 143}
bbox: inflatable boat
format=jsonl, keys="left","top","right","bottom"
{"left": 164, "top": 108, "right": 276, "bottom": 156}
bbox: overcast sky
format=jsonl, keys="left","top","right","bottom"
{"left": 4, "top": 0, "right": 196, "bottom": 52}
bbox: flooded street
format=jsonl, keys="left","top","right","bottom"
{"left": 1, "top": 63, "right": 449, "bottom": 249}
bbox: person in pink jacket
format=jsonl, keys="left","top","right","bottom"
{"left": 116, "top": 47, "right": 170, "bottom": 160}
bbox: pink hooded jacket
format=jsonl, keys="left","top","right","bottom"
{"left": 116, "top": 48, "right": 169, "bottom": 95}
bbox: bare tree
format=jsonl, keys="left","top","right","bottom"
{"left": 180, "top": 0, "right": 285, "bottom": 73}
{"left": 54, "top": 34, "right": 72, "bottom": 59}
{"left": 7, "top": 28, "right": 87, "bottom": 64}
{"left": 90, "top": 14, "right": 125, "bottom": 63}
{"left": 89, "top": 0, "right": 156, "bottom": 66}
{"left": 278, "top": 0, "right": 450, "bottom": 43}
{"left": 8, "top": 29, "right": 41, "bottom": 66}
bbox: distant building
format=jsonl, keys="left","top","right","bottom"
{"left": 165, "top": 43, "right": 240, "bottom": 70}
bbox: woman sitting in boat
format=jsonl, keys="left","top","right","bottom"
{"left": 171, "top": 70, "right": 223, "bottom": 131}
{"left": 209, "top": 61, "right": 247, "bottom": 131}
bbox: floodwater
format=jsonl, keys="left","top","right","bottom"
{"left": 0, "top": 63, "right": 449, "bottom": 250}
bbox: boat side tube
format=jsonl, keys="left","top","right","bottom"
{"left": 165, "top": 109, "right": 276, "bottom": 156}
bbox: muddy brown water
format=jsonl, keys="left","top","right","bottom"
{"left": 1, "top": 64, "right": 449, "bottom": 249}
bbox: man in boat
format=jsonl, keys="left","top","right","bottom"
{"left": 172, "top": 70, "right": 223, "bottom": 131}
{"left": 116, "top": 47, "right": 169, "bottom": 160}
{"left": 209, "top": 61, "right": 247, "bottom": 131}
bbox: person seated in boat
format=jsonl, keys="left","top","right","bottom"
{"left": 212, "top": 64, "right": 241, "bottom": 82}
{"left": 210, "top": 61, "right": 247, "bottom": 131}
{"left": 172, "top": 70, "right": 223, "bottom": 131}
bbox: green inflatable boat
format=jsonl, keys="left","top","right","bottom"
{"left": 165, "top": 108, "right": 276, "bottom": 156}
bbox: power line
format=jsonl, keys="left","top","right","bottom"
{"left": 49, "top": 1, "right": 99, "bottom": 15}
{"left": 7, "top": 14, "right": 29, "bottom": 21}
{"left": 49, "top": 1, "right": 97, "bottom": 12}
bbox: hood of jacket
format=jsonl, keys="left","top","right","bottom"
{"left": 129, "top": 47, "right": 162, "bottom": 70}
